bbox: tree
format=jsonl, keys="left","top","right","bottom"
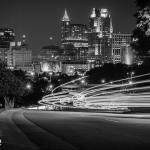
{"left": 86, "top": 63, "right": 130, "bottom": 84}
{"left": 131, "top": 0, "right": 150, "bottom": 58}
{"left": 0, "top": 62, "right": 26, "bottom": 109}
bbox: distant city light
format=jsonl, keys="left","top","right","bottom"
{"left": 131, "top": 72, "right": 135, "bottom": 75}
{"left": 41, "top": 63, "right": 50, "bottom": 72}
{"left": 90, "top": 8, "right": 96, "bottom": 18}
{"left": 17, "top": 41, "right": 22, "bottom": 46}
{"left": 30, "top": 71, "right": 35, "bottom": 76}
{"left": 129, "top": 81, "right": 133, "bottom": 85}
{"left": 81, "top": 79, "right": 85, "bottom": 84}
{"left": 101, "top": 79, "right": 105, "bottom": 83}
{"left": 26, "top": 83, "right": 32, "bottom": 90}
{"left": 49, "top": 71, "right": 53, "bottom": 76}
{"left": 49, "top": 37, "right": 53, "bottom": 40}
{"left": 22, "top": 34, "right": 26, "bottom": 38}
{"left": 101, "top": 9, "right": 108, "bottom": 18}
{"left": 49, "top": 84, "right": 53, "bottom": 89}
{"left": 48, "top": 84, "right": 53, "bottom": 91}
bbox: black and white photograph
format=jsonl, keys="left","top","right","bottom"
{"left": 0, "top": 0, "right": 150, "bottom": 149}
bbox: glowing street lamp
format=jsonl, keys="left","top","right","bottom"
{"left": 81, "top": 79, "right": 85, "bottom": 84}
{"left": 101, "top": 79, "right": 105, "bottom": 84}
{"left": 26, "top": 83, "right": 32, "bottom": 90}
{"left": 30, "top": 71, "right": 35, "bottom": 77}
{"left": 129, "top": 81, "right": 133, "bottom": 85}
{"left": 131, "top": 71, "right": 134, "bottom": 76}
{"left": 48, "top": 84, "right": 53, "bottom": 91}
{"left": 49, "top": 71, "right": 53, "bottom": 76}
{"left": 49, "top": 37, "right": 53, "bottom": 40}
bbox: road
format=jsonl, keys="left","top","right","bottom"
{"left": 1, "top": 109, "right": 150, "bottom": 150}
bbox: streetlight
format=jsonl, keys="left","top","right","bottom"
{"left": 49, "top": 36, "right": 53, "bottom": 45}
{"left": 49, "top": 37, "right": 53, "bottom": 40}
{"left": 30, "top": 71, "right": 35, "bottom": 77}
{"left": 26, "top": 83, "right": 32, "bottom": 90}
{"left": 129, "top": 81, "right": 133, "bottom": 85}
{"left": 48, "top": 84, "right": 53, "bottom": 91}
{"left": 101, "top": 79, "right": 105, "bottom": 84}
{"left": 127, "top": 71, "right": 135, "bottom": 81}
{"left": 131, "top": 71, "right": 134, "bottom": 78}
{"left": 81, "top": 79, "right": 85, "bottom": 84}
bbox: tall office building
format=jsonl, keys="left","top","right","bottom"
{"left": 88, "top": 8, "right": 113, "bottom": 63}
{"left": 38, "top": 45, "right": 61, "bottom": 61}
{"left": 0, "top": 28, "right": 15, "bottom": 62}
{"left": 112, "top": 33, "right": 131, "bottom": 63}
{"left": 61, "top": 10, "right": 88, "bottom": 58}
{"left": 7, "top": 43, "right": 32, "bottom": 71}
{"left": 0, "top": 28, "right": 15, "bottom": 48}
{"left": 61, "top": 9, "right": 71, "bottom": 45}
{"left": 0, "top": 48, "right": 8, "bottom": 62}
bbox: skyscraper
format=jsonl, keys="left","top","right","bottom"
{"left": 61, "top": 9, "right": 70, "bottom": 46}
{"left": 61, "top": 10, "right": 88, "bottom": 59}
{"left": 112, "top": 33, "right": 131, "bottom": 63}
{"left": 88, "top": 8, "right": 113, "bottom": 63}
{"left": 7, "top": 42, "right": 32, "bottom": 71}
{"left": 0, "top": 28, "right": 15, "bottom": 48}
{"left": 0, "top": 28, "right": 15, "bottom": 63}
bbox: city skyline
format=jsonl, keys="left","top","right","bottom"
{"left": 0, "top": 0, "right": 135, "bottom": 54}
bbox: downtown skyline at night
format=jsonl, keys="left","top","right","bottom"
{"left": 0, "top": 0, "right": 135, "bottom": 54}
{"left": 1, "top": 1, "right": 150, "bottom": 150}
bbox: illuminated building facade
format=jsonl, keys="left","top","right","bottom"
{"left": 38, "top": 45, "right": 62, "bottom": 61}
{"left": 61, "top": 10, "right": 88, "bottom": 58}
{"left": 62, "top": 61, "right": 88, "bottom": 76}
{"left": 7, "top": 43, "right": 32, "bottom": 71}
{"left": 88, "top": 8, "right": 113, "bottom": 63}
{"left": 35, "top": 45, "right": 63, "bottom": 73}
{"left": 112, "top": 33, "right": 131, "bottom": 63}
{"left": 41, "top": 61, "right": 62, "bottom": 73}
{"left": 0, "top": 28, "right": 15, "bottom": 62}
{"left": 61, "top": 9, "right": 71, "bottom": 44}
{"left": 0, "top": 48, "right": 8, "bottom": 62}
{"left": 0, "top": 28, "right": 15, "bottom": 48}
{"left": 121, "top": 44, "right": 134, "bottom": 65}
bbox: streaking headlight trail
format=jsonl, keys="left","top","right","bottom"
{"left": 39, "top": 73, "right": 150, "bottom": 110}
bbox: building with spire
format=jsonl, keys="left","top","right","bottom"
{"left": 60, "top": 9, "right": 89, "bottom": 75}
{"left": 61, "top": 9, "right": 71, "bottom": 45}
{"left": 61, "top": 9, "right": 88, "bottom": 59}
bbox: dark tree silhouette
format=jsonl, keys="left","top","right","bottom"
{"left": 131, "top": 0, "right": 150, "bottom": 58}
{"left": 0, "top": 62, "right": 26, "bottom": 109}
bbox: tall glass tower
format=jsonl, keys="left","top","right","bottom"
{"left": 88, "top": 8, "right": 113, "bottom": 63}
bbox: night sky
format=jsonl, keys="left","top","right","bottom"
{"left": 0, "top": 0, "right": 136, "bottom": 54}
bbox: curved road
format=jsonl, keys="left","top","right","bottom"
{"left": 1, "top": 109, "right": 150, "bottom": 150}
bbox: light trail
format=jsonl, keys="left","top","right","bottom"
{"left": 51, "top": 76, "right": 87, "bottom": 95}
{"left": 81, "top": 73, "right": 150, "bottom": 95}
{"left": 86, "top": 83, "right": 150, "bottom": 98}
{"left": 38, "top": 73, "right": 150, "bottom": 110}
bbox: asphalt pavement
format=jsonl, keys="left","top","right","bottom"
{"left": 1, "top": 109, "right": 150, "bottom": 150}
